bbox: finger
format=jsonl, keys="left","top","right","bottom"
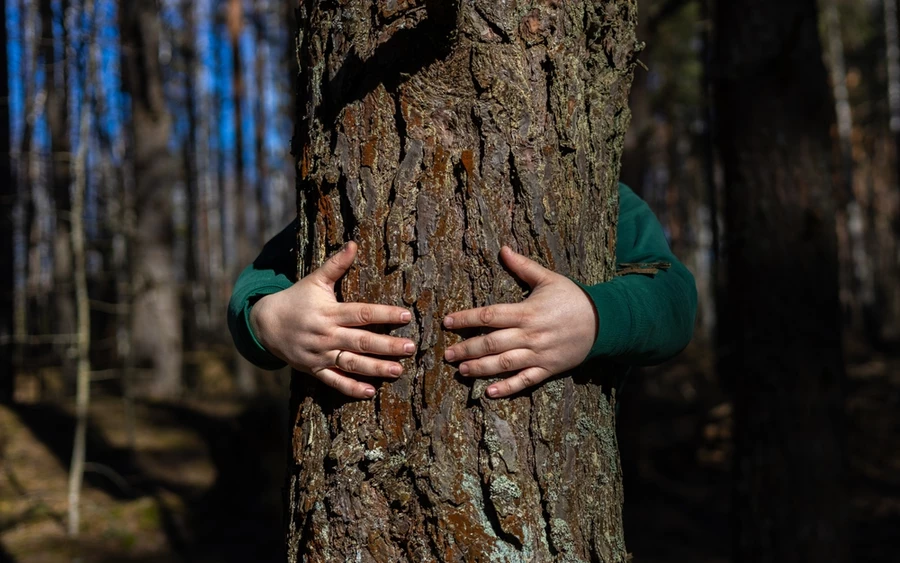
{"left": 444, "top": 329, "right": 522, "bottom": 362}
{"left": 335, "top": 350, "right": 404, "bottom": 379}
{"left": 334, "top": 302, "right": 412, "bottom": 327}
{"left": 335, "top": 328, "right": 417, "bottom": 357}
{"left": 487, "top": 367, "right": 552, "bottom": 399}
{"left": 500, "top": 246, "right": 551, "bottom": 288}
{"left": 443, "top": 303, "right": 522, "bottom": 330}
{"left": 459, "top": 349, "right": 533, "bottom": 378}
{"left": 311, "top": 367, "right": 377, "bottom": 400}
{"left": 312, "top": 242, "right": 358, "bottom": 286}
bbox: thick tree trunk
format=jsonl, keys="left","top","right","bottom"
{"left": 120, "top": 0, "right": 184, "bottom": 398}
{"left": 1, "top": 0, "right": 15, "bottom": 402}
{"left": 714, "top": 1, "right": 848, "bottom": 562}
{"left": 286, "top": 1, "right": 639, "bottom": 561}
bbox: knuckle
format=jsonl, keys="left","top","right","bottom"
{"left": 499, "top": 353, "right": 514, "bottom": 372}
{"left": 310, "top": 334, "right": 328, "bottom": 352}
{"left": 520, "top": 372, "right": 536, "bottom": 389}
{"left": 358, "top": 305, "right": 374, "bottom": 324}
{"left": 345, "top": 356, "right": 359, "bottom": 373}
{"left": 524, "top": 329, "right": 543, "bottom": 348}
{"left": 483, "top": 335, "right": 497, "bottom": 355}
{"left": 518, "top": 310, "right": 532, "bottom": 326}
{"left": 358, "top": 334, "right": 373, "bottom": 353}
{"left": 479, "top": 307, "right": 495, "bottom": 325}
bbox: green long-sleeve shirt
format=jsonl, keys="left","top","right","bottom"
{"left": 227, "top": 183, "right": 697, "bottom": 371}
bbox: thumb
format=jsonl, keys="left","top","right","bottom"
{"left": 313, "top": 242, "right": 358, "bottom": 287}
{"left": 500, "top": 246, "right": 550, "bottom": 288}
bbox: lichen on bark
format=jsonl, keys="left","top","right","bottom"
{"left": 287, "top": 1, "right": 640, "bottom": 561}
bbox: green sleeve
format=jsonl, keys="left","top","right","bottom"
{"left": 579, "top": 183, "right": 698, "bottom": 366}
{"left": 227, "top": 220, "right": 298, "bottom": 370}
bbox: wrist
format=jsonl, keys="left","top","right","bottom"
{"left": 249, "top": 293, "right": 279, "bottom": 357}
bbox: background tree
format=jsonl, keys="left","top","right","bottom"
{"left": 714, "top": 0, "right": 848, "bottom": 562}
{"left": 40, "top": 0, "right": 77, "bottom": 385}
{"left": 1, "top": 0, "right": 14, "bottom": 402}
{"left": 286, "top": 1, "right": 639, "bottom": 560}
{"left": 120, "top": 0, "right": 183, "bottom": 397}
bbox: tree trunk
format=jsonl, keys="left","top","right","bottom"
{"left": 228, "top": 0, "right": 258, "bottom": 395}
{"left": 40, "top": 0, "right": 77, "bottom": 384}
{"left": 120, "top": 0, "right": 184, "bottom": 398}
{"left": 180, "top": 0, "right": 203, "bottom": 389}
{"left": 887, "top": 0, "right": 900, "bottom": 185}
{"left": 714, "top": 1, "right": 848, "bottom": 562}
{"left": 67, "top": 0, "right": 95, "bottom": 535}
{"left": 286, "top": 1, "right": 639, "bottom": 561}
{"left": 1, "top": 0, "right": 15, "bottom": 402}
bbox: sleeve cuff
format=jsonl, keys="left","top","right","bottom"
{"left": 574, "top": 280, "right": 634, "bottom": 362}
{"left": 229, "top": 283, "right": 293, "bottom": 371}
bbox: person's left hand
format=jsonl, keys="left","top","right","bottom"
{"left": 443, "top": 246, "right": 598, "bottom": 399}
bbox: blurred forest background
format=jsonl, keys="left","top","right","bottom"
{"left": 0, "top": 0, "right": 898, "bottom": 562}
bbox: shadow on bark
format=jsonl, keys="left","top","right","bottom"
{"left": 319, "top": 14, "right": 458, "bottom": 126}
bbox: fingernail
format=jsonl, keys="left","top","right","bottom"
{"left": 444, "top": 316, "right": 454, "bottom": 328}
{"left": 390, "top": 365, "right": 403, "bottom": 376}
{"left": 487, "top": 387, "right": 498, "bottom": 398}
{"left": 404, "top": 343, "right": 416, "bottom": 354}
{"left": 364, "top": 388, "right": 376, "bottom": 398}
{"left": 444, "top": 349, "right": 456, "bottom": 362}
{"left": 459, "top": 363, "right": 470, "bottom": 375}
{"left": 401, "top": 311, "right": 412, "bottom": 322}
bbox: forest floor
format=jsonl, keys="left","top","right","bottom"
{"left": 0, "top": 341, "right": 898, "bottom": 563}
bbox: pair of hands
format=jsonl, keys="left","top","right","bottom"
{"left": 250, "top": 242, "right": 598, "bottom": 400}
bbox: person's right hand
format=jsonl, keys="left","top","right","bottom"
{"left": 250, "top": 242, "right": 415, "bottom": 399}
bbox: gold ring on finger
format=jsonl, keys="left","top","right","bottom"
{"left": 334, "top": 350, "right": 347, "bottom": 369}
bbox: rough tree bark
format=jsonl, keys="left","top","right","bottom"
{"left": 286, "top": 1, "right": 639, "bottom": 561}
{"left": 1, "top": 0, "right": 15, "bottom": 402}
{"left": 120, "top": 0, "right": 184, "bottom": 397}
{"left": 714, "top": 1, "right": 848, "bottom": 562}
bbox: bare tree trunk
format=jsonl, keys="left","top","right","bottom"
{"left": 820, "top": 0, "right": 870, "bottom": 336}
{"left": 40, "top": 0, "right": 77, "bottom": 384}
{"left": 286, "top": 2, "right": 639, "bottom": 561}
{"left": 887, "top": 0, "right": 900, "bottom": 181}
{"left": 120, "top": 0, "right": 184, "bottom": 398}
{"left": 228, "top": 0, "right": 258, "bottom": 395}
{"left": 1, "top": 0, "right": 15, "bottom": 402}
{"left": 714, "top": 0, "right": 848, "bottom": 562}
{"left": 821, "top": 0, "right": 852, "bottom": 186}
{"left": 180, "top": 0, "right": 202, "bottom": 388}
{"left": 253, "top": 4, "right": 269, "bottom": 246}
{"left": 17, "top": 0, "right": 39, "bottom": 386}
{"left": 67, "top": 0, "right": 94, "bottom": 536}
